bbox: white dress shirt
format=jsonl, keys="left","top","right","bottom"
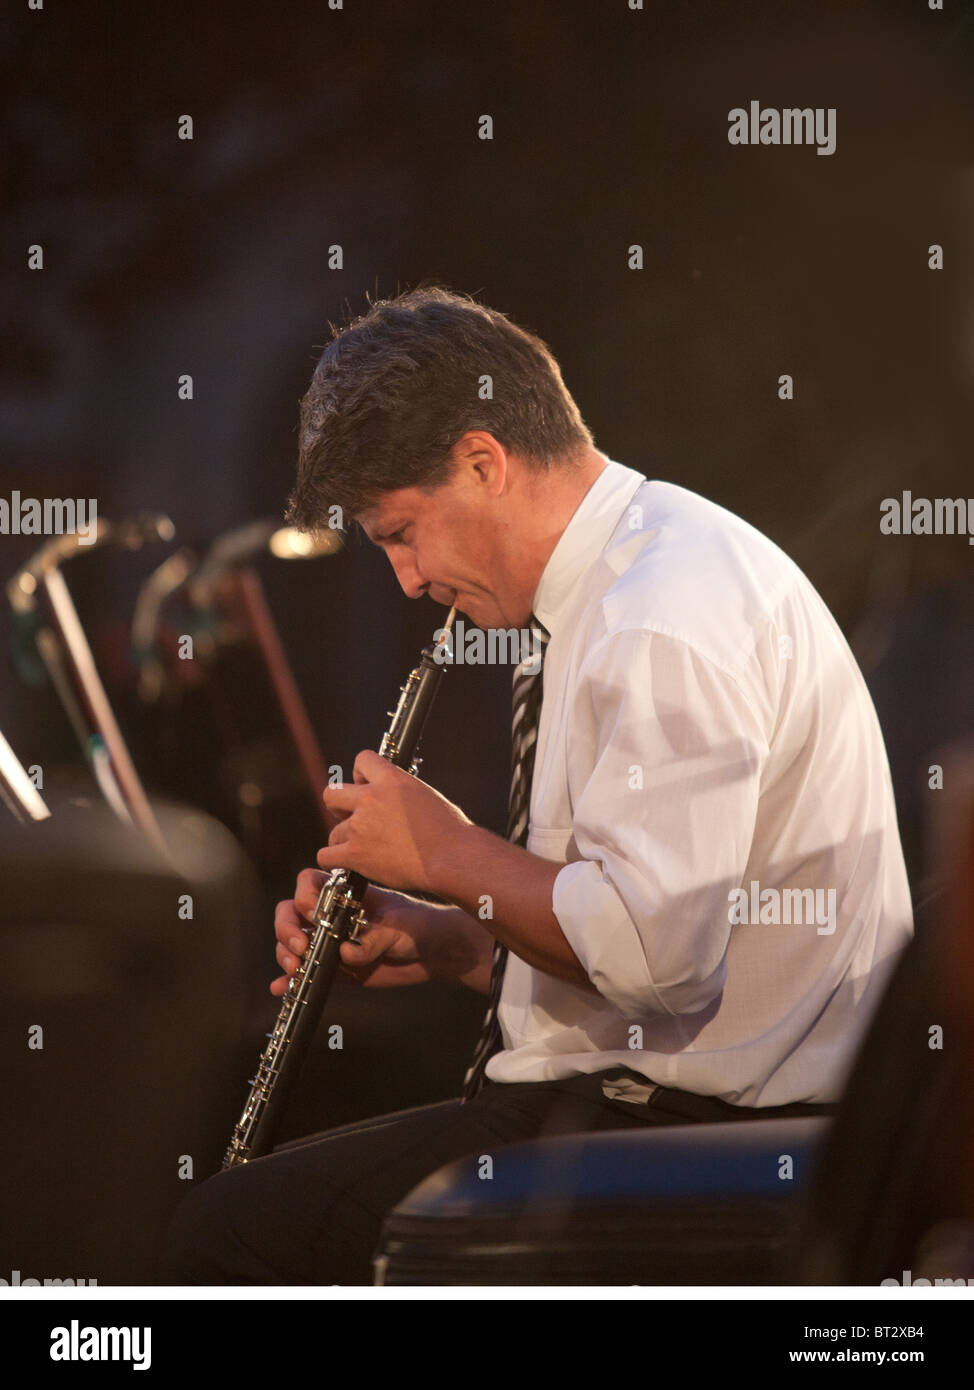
{"left": 487, "top": 460, "right": 914, "bottom": 1105}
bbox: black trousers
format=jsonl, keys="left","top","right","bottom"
{"left": 163, "top": 1069, "right": 835, "bottom": 1286}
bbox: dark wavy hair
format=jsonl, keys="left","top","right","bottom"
{"left": 287, "top": 286, "right": 595, "bottom": 529}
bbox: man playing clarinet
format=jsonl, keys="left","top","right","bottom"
{"left": 166, "top": 286, "right": 913, "bottom": 1284}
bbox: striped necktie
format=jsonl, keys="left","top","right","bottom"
{"left": 462, "top": 617, "right": 550, "bottom": 1101}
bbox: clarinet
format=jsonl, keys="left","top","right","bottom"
{"left": 222, "top": 606, "right": 456, "bottom": 1168}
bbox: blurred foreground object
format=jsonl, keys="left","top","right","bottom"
{"left": 0, "top": 797, "right": 268, "bottom": 1284}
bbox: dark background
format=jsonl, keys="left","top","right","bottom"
{"left": 3, "top": 0, "right": 973, "bottom": 871}
{"left": 1, "top": 0, "right": 973, "bottom": 1279}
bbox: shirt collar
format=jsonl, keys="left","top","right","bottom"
{"left": 531, "top": 459, "right": 646, "bottom": 635}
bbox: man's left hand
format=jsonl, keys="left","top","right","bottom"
{"left": 318, "top": 749, "right": 472, "bottom": 893}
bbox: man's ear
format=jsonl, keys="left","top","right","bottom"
{"left": 456, "top": 430, "right": 509, "bottom": 495}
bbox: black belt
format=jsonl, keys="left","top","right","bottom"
{"left": 597, "top": 1066, "right": 839, "bottom": 1123}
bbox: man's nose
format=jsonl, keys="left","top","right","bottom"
{"left": 389, "top": 549, "right": 429, "bottom": 600}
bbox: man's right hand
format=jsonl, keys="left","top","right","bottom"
{"left": 271, "top": 868, "right": 489, "bottom": 995}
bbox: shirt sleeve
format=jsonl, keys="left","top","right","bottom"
{"left": 552, "top": 627, "right": 770, "bottom": 1019}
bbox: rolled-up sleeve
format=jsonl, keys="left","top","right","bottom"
{"left": 552, "top": 628, "right": 769, "bottom": 1018}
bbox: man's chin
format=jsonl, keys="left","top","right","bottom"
{"left": 435, "top": 591, "right": 475, "bottom": 622}
{"left": 430, "top": 592, "right": 496, "bottom": 628}
{"left": 455, "top": 601, "right": 480, "bottom": 626}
